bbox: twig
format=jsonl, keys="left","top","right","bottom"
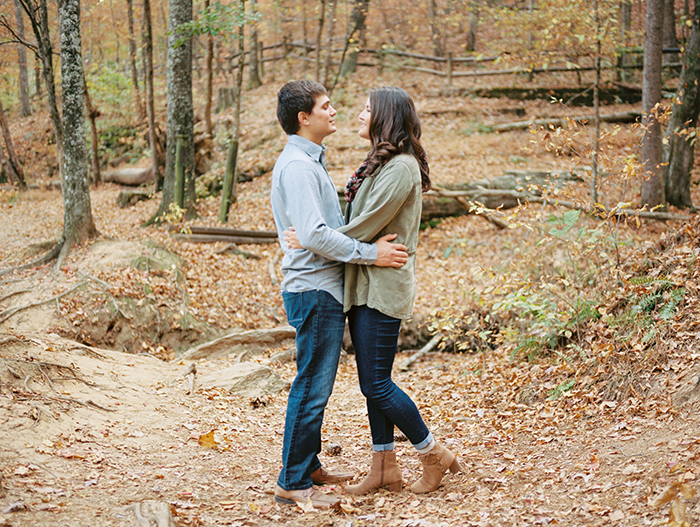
{"left": 37, "top": 365, "right": 55, "bottom": 392}
{"left": 54, "top": 396, "right": 116, "bottom": 412}
{"left": 400, "top": 335, "right": 442, "bottom": 371}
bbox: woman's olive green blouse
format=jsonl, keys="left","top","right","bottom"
{"left": 338, "top": 154, "right": 422, "bottom": 320}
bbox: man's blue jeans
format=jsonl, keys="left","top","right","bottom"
{"left": 348, "top": 305, "right": 432, "bottom": 452}
{"left": 277, "top": 289, "right": 345, "bottom": 491}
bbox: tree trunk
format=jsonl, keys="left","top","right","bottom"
{"left": 34, "top": 52, "right": 42, "bottom": 96}
{"left": 0, "top": 140, "right": 18, "bottom": 187}
{"left": 321, "top": 0, "right": 336, "bottom": 87}
{"left": 247, "top": 0, "right": 261, "bottom": 89}
{"left": 142, "top": 0, "right": 160, "bottom": 189}
{"left": 14, "top": 0, "right": 32, "bottom": 117}
{"left": 662, "top": 0, "right": 679, "bottom": 63}
{"left": 150, "top": 0, "right": 195, "bottom": 222}
{"left": 204, "top": 0, "right": 214, "bottom": 135}
{"left": 126, "top": 0, "right": 145, "bottom": 122}
{"left": 19, "top": 0, "right": 63, "bottom": 169}
{"left": 59, "top": 0, "right": 98, "bottom": 248}
{"left": 0, "top": 99, "right": 27, "bottom": 189}
{"left": 84, "top": 80, "right": 102, "bottom": 185}
{"left": 466, "top": 1, "right": 478, "bottom": 52}
{"left": 663, "top": 0, "right": 700, "bottom": 209}
{"left": 315, "top": 0, "right": 325, "bottom": 82}
{"left": 640, "top": 0, "right": 665, "bottom": 209}
{"left": 339, "top": 0, "right": 369, "bottom": 77}
{"left": 219, "top": 0, "right": 245, "bottom": 223}
{"left": 428, "top": 0, "right": 443, "bottom": 57}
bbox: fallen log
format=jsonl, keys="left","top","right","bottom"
{"left": 168, "top": 225, "right": 277, "bottom": 238}
{"left": 492, "top": 111, "right": 641, "bottom": 132}
{"left": 117, "top": 189, "right": 151, "bottom": 208}
{"left": 171, "top": 233, "right": 277, "bottom": 244}
{"left": 103, "top": 166, "right": 154, "bottom": 186}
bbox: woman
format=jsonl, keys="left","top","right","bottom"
{"left": 287, "top": 87, "right": 460, "bottom": 494}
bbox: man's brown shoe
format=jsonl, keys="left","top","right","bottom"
{"left": 273, "top": 485, "right": 340, "bottom": 509}
{"left": 310, "top": 467, "right": 354, "bottom": 485}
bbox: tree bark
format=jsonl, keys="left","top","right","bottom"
{"left": 203, "top": 0, "right": 214, "bottom": 136}
{"left": 339, "top": 0, "right": 369, "bottom": 77}
{"left": 428, "top": 0, "right": 444, "bottom": 57}
{"left": 83, "top": 80, "right": 101, "bottom": 185}
{"left": 126, "top": 0, "right": 146, "bottom": 122}
{"left": 19, "top": 0, "right": 63, "bottom": 169}
{"left": 142, "top": 0, "right": 160, "bottom": 189}
{"left": 315, "top": 0, "right": 325, "bottom": 82}
{"left": 640, "top": 0, "right": 665, "bottom": 209}
{"left": 0, "top": 99, "right": 27, "bottom": 189}
{"left": 663, "top": 0, "right": 700, "bottom": 209}
{"left": 662, "top": 0, "right": 679, "bottom": 63}
{"left": 466, "top": 2, "right": 478, "bottom": 52}
{"left": 59, "top": 0, "right": 98, "bottom": 249}
{"left": 150, "top": 0, "right": 195, "bottom": 222}
{"left": 219, "top": 0, "right": 245, "bottom": 223}
{"left": 14, "top": 0, "right": 32, "bottom": 117}
{"left": 321, "top": 0, "right": 336, "bottom": 88}
{"left": 247, "top": 0, "right": 261, "bottom": 89}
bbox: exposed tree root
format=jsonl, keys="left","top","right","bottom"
{"left": 0, "top": 238, "right": 63, "bottom": 277}
{"left": 0, "top": 281, "right": 87, "bottom": 324}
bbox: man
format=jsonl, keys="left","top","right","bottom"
{"left": 270, "top": 80, "right": 408, "bottom": 509}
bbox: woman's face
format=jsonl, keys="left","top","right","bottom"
{"left": 358, "top": 98, "right": 371, "bottom": 140}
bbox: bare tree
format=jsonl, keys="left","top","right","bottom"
{"left": 428, "top": 0, "right": 444, "bottom": 57}
{"left": 142, "top": 0, "right": 161, "bottom": 190}
{"left": 662, "top": 0, "right": 679, "bottom": 63}
{"left": 0, "top": 99, "right": 26, "bottom": 189}
{"left": 247, "top": 0, "right": 261, "bottom": 89}
{"left": 315, "top": 0, "right": 326, "bottom": 82}
{"left": 466, "top": 1, "right": 479, "bottom": 52}
{"left": 17, "top": 0, "right": 63, "bottom": 168}
{"left": 321, "top": 0, "right": 336, "bottom": 87}
{"left": 338, "top": 0, "right": 369, "bottom": 78}
{"left": 663, "top": 0, "right": 700, "bottom": 209}
{"left": 220, "top": 0, "right": 246, "bottom": 222}
{"left": 149, "top": 0, "right": 195, "bottom": 223}
{"left": 640, "top": 0, "right": 665, "bottom": 209}
{"left": 126, "top": 0, "right": 145, "bottom": 121}
{"left": 203, "top": 0, "right": 214, "bottom": 135}
{"left": 14, "top": 0, "right": 32, "bottom": 117}
{"left": 59, "top": 0, "right": 98, "bottom": 234}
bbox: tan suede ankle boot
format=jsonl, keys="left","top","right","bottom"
{"left": 410, "top": 442, "right": 461, "bottom": 494}
{"left": 345, "top": 451, "right": 403, "bottom": 495}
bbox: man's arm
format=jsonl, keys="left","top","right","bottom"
{"left": 285, "top": 228, "right": 407, "bottom": 268}
{"left": 278, "top": 160, "right": 406, "bottom": 267}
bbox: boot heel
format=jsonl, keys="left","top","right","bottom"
{"left": 448, "top": 458, "right": 462, "bottom": 474}
{"left": 387, "top": 480, "right": 403, "bottom": 492}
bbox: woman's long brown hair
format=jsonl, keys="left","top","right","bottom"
{"left": 363, "top": 87, "right": 431, "bottom": 192}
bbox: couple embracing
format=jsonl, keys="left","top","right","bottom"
{"left": 270, "top": 80, "right": 460, "bottom": 509}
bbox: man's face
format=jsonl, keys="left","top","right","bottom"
{"left": 300, "top": 94, "right": 337, "bottom": 144}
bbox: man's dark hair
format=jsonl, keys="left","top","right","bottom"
{"left": 276, "top": 80, "right": 327, "bottom": 136}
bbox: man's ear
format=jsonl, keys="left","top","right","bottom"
{"left": 297, "top": 111, "right": 309, "bottom": 128}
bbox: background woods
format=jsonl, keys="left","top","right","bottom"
{"left": 1, "top": 1, "right": 700, "bottom": 526}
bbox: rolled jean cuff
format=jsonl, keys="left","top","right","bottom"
{"left": 413, "top": 432, "right": 434, "bottom": 452}
{"left": 372, "top": 442, "right": 395, "bottom": 452}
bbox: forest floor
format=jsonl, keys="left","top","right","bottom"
{"left": 1, "top": 70, "right": 700, "bottom": 526}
